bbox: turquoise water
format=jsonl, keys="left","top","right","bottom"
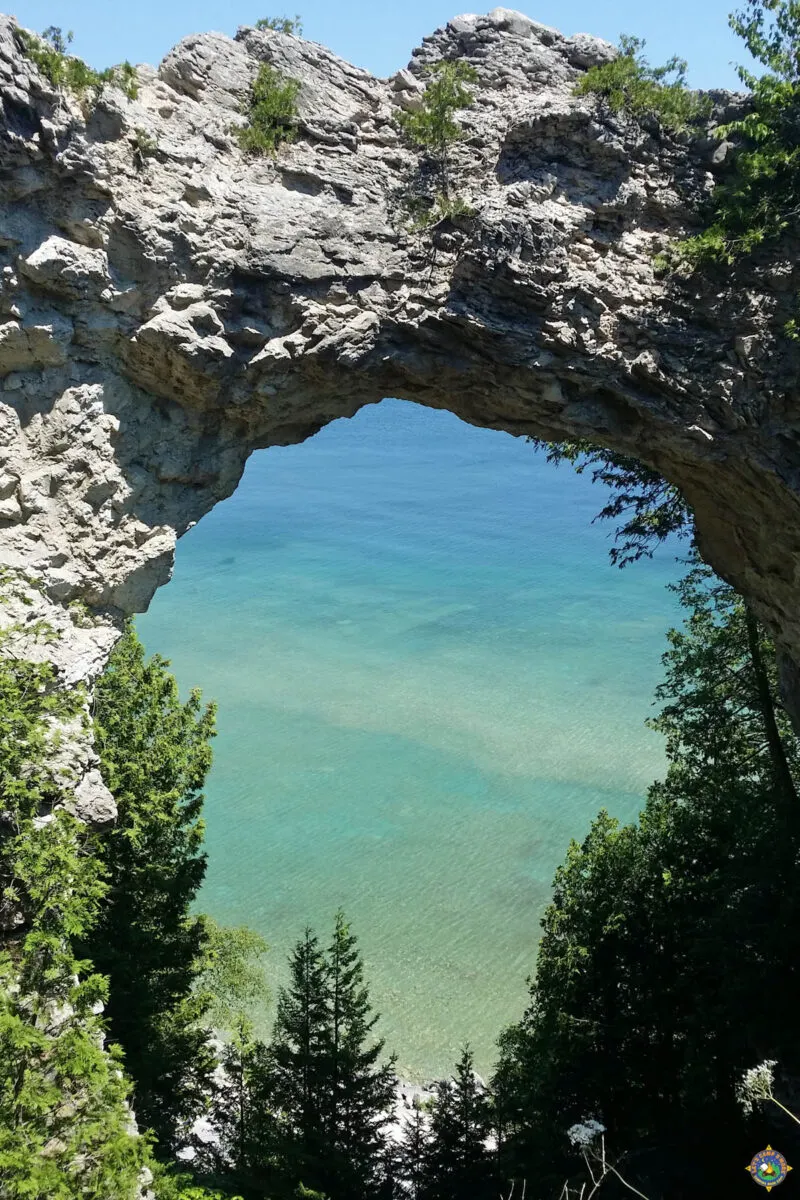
{"left": 137, "top": 399, "right": 681, "bottom": 1079}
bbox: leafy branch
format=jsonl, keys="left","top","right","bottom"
{"left": 16, "top": 24, "right": 138, "bottom": 105}
{"left": 530, "top": 439, "right": 692, "bottom": 567}
{"left": 397, "top": 60, "right": 478, "bottom": 226}
{"left": 574, "top": 34, "right": 711, "bottom": 132}
{"left": 236, "top": 62, "right": 301, "bottom": 156}
{"left": 255, "top": 14, "right": 303, "bottom": 35}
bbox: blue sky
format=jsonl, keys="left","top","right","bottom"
{"left": 10, "top": 1, "right": 747, "bottom": 89}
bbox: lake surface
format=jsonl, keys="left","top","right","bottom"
{"left": 137, "top": 399, "right": 681, "bottom": 1079}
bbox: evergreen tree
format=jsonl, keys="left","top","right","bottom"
{"left": 493, "top": 558, "right": 800, "bottom": 1196}
{"left": 199, "top": 1017, "right": 278, "bottom": 1194}
{"left": 80, "top": 624, "right": 218, "bottom": 1153}
{"left": 397, "top": 60, "right": 478, "bottom": 200}
{"left": 208, "top": 916, "right": 396, "bottom": 1198}
{"left": 396, "top": 1101, "right": 429, "bottom": 1200}
{"left": 267, "top": 927, "right": 333, "bottom": 1193}
{"left": 325, "top": 911, "right": 397, "bottom": 1199}
{"left": 0, "top": 579, "right": 145, "bottom": 1198}
{"left": 421, "top": 1047, "right": 494, "bottom": 1200}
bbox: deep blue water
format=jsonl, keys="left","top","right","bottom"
{"left": 137, "top": 399, "right": 681, "bottom": 1078}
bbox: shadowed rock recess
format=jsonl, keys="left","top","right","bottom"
{"left": 2, "top": 7, "right": 800, "bottom": 814}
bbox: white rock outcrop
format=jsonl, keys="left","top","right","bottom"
{"left": 1, "top": 7, "right": 799, "bottom": 801}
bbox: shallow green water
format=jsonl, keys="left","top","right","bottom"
{"left": 137, "top": 400, "right": 681, "bottom": 1079}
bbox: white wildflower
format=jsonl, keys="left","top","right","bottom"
{"left": 567, "top": 1119, "right": 606, "bottom": 1148}
{"left": 737, "top": 1060, "right": 778, "bottom": 1115}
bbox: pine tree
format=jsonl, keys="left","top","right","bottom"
{"left": 269, "top": 927, "right": 333, "bottom": 1193}
{"left": 199, "top": 1017, "right": 278, "bottom": 1194}
{"left": 397, "top": 61, "right": 477, "bottom": 197}
{"left": 0, "top": 582, "right": 145, "bottom": 1197}
{"left": 396, "top": 1100, "right": 430, "bottom": 1199}
{"left": 216, "top": 915, "right": 397, "bottom": 1198}
{"left": 493, "top": 558, "right": 800, "bottom": 1195}
{"left": 325, "top": 910, "right": 397, "bottom": 1199}
{"left": 79, "top": 623, "right": 217, "bottom": 1152}
{"left": 422, "top": 1047, "right": 494, "bottom": 1200}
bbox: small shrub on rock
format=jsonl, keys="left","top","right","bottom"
{"left": 575, "top": 34, "right": 710, "bottom": 131}
{"left": 678, "top": 0, "right": 800, "bottom": 266}
{"left": 255, "top": 14, "right": 304, "bottom": 35}
{"left": 237, "top": 62, "right": 301, "bottom": 156}
{"left": 17, "top": 24, "right": 138, "bottom": 103}
{"left": 398, "top": 60, "right": 478, "bottom": 197}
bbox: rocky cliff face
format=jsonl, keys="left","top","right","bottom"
{"left": 2, "top": 6, "right": 800, "bottom": 807}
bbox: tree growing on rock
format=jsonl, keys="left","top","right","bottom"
{"left": 398, "top": 60, "right": 478, "bottom": 220}
{"left": 255, "top": 14, "right": 303, "bottom": 35}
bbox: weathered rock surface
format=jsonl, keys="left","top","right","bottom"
{"left": 1, "top": 6, "right": 800, "bottom": 798}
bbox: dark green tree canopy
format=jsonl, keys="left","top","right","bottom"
{"left": 81, "top": 624, "right": 217, "bottom": 1153}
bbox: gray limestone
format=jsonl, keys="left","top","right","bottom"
{"left": 1, "top": 8, "right": 800, "bottom": 815}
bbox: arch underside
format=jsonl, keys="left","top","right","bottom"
{"left": 1, "top": 7, "right": 800, "bottom": 816}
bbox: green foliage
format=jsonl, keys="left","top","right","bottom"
{"left": 396, "top": 1101, "right": 429, "bottom": 1199}
{"left": 267, "top": 913, "right": 398, "bottom": 1197}
{"left": 0, "top": 955, "right": 145, "bottom": 1199}
{"left": 204, "top": 914, "right": 396, "bottom": 1200}
{"left": 421, "top": 1047, "right": 495, "bottom": 1200}
{"left": 649, "top": 558, "right": 800, "bottom": 809}
{"left": 531, "top": 440, "right": 692, "bottom": 567}
{"left": 398, "top": 61, "right": 478, "bottom": 200}
{"left": 255, "top": 14, "right": 304, "bottom": 35}
{"left": 404, "top": 192, "right": 477, "bottom": 231}
{"left": 0, "top": 597, "right": 145, "bottom": 1198}
{"left": 151, "top": 1161, "right": 244, "bottom": 1200}
{"left": 202, "top": 1016, "right": 278, "bottom": 1191}
{"left": 80, "top": 624, "right": 218, "bottom": 1154}
{"left": 493, "top": 556, "right": 800, "bottom": 1195}
{"left": 322, "top": 911, "right": 397, "bottom": 1197}
{"left": 575, "top": 34, "right": 711, "bottom": 131}
{"left": 679, "top": 1, "right": 800, "bottom": 265}
{"left": 237, "top": 63, "right": 301, "bottom": 156}
{"left": 17, "top": 25, "right": 138, "bottom": 103}
{"left": 132, "top": 127, "right": 159, "bottom": 169}
{"left": 198, "top": 916, "right": 269, "bottom": 1031}
{"left": 268, "top": 927, "right": 332, "bottom": 1188}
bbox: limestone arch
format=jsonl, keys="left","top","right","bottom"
{"left": 2, "top": 7, "right": 800, "bottom": 814}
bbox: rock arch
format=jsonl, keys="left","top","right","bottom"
{"left": 2, "top": 8, "right": 800, "bottom": 809}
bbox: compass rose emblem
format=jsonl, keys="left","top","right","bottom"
{"left": 747, "top": 1146, "right": 792, "bottom": 1191}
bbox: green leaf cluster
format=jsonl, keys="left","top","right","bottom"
{"left": 203, "top": 913, "right": 397, "bottom": 1200}
{"left": 398, "top": 60, "right": 478, "bottom": 202}
{"left": 404, "top": 192, "right": 477, "bottom": 232}
{"left": 0, "top": 585, "right": 145, "bottom": 1198}
{"left": 255, "top": 15, "right": 304, "bottom": 36}
{"left": 237, "top": 63, "right": 301, "bottom": 156}
{"left": 198, "top": 916, "right": 269, "bottom": 1032}
{"left": 80, "top": 625, "right": 219, "bottom": 1154}
{"left": 16, "top": 25, "right": 138, "bottom": 103}
{"left": 151, "top": 1161, "right": 244, "bottom": 1200}
{"left": 531, "top": 439, "right": 692, "bottom": 567}
{"left": 679, "top": 2, "right": 800, "bottom": 266}
{"left": 574, "top": 34, "right": 711, "bottom": 131}
{"left": 493, "top": 554, "right": 800, "bottom": 1195}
